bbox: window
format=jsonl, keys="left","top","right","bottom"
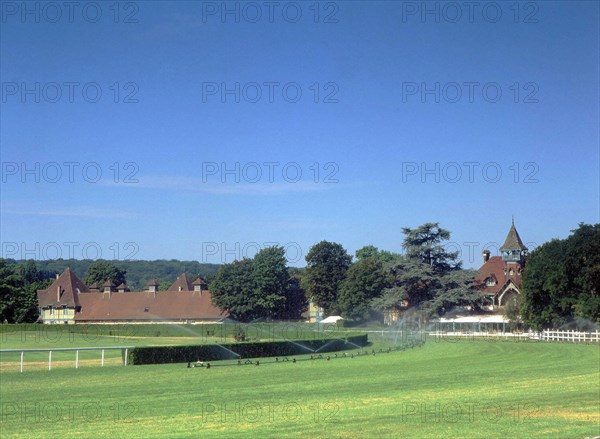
{"left": 49, "top": 307, "right": 54, "bottom": 316}
{"left": 144, "top": 307, "right": 149, "bottom": 312}
{"left": 486, "top": 277, "right": 496, "bottom": 286}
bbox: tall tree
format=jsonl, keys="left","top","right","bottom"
{"left": 84, "top": 260, "right": 127, "bottom": 287}
{"left": 338, "top": 257, "right": 389, "bottom": 321}
{"left": 0, "top": 259, "right": 45, "bottom": 323}
{"left": 402, "top": 223, "right": 461, "bottom": 272}
{"left": 373, "top": 224, "right": 480, "bottom": 317}
{"left": 521, "top": 223, "right": 600, "bottom": 329}
{"left": 304, "top": 241, "right": 352, "bottom": 315}
{"left": 252, "top": 246, "right": 289, "bottom": 318}
{"left": 210, "top": 258, "right": 258, "bottom": 322}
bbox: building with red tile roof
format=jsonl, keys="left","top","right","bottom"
{"left": 475, "top": 219, "right": 528, "bottom": 310}
{"left": 37, "top": 270, "right": 226, "bottom": 324}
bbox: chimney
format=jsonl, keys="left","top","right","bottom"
{"left": 57, "top": 286, "right": 61, "bottom": 302}
{"left": 482, "top": 250, "right": 491, "bottom": 263}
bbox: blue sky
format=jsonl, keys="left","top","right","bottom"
{"left": 1, "top": 1, "right": 598, "bottom": 268}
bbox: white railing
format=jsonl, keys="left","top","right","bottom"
{"left": 534, "top": 329, "right": 600, "bottom": 342}
{"left": 0, "top": 346, "right": 135, "bottom": 372}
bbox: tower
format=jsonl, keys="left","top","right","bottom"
{"left": 500, "top": 217, "right": 528, "bottom": 264}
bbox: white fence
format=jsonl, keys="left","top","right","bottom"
{"left": 533, "top": 330, "right": 600, "bottom": 343}
{"left": 0, "top": 346, "right": 135, "bottom": 372}
{"left": 337, "top": 328, "right": 600, "bottom": 343}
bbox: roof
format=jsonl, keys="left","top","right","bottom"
{"left": 37, "top": 268, "right": 89, "bottom": 308}
{"left": 146, "top": 279, "right": 159, "bottom": 286}
{"left": 117, "top": 283, "right": 127, "bottom": 289}
{"left": 192, "top": 277, "right": 207, "bottom": 286}
{"left": 102, "top": 280, "right": 115, "bottom": 287}
{"left": 319, "top": 316, "right": 344, "bottom": 324}
{"left": 76, "top": 290, "right": 226, "bottom": 322}
{"left": 500, "top": 220, "right": 528, "bottom": 251}
{"left": 475, "top": 256, "right": 523, "bottom": 296}
{"left": 168, "top": 273, "right": 193, "bottom": 291}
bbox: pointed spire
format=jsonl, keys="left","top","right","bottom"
{"left": 500, "top": 219, "right": 528, "bottom": 251}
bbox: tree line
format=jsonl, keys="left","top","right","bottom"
{"left": 1, "top": 222, "right": 598, "bottom": 328}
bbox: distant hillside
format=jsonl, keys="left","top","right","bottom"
{"left": 5, "top": 259, "right": 222, "bottom": 290}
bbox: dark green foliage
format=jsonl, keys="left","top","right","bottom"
{"left": 355, "top": 246, "right": 401, "bottom": 264}
{"left": 84, "top": 260, "right": 127, "bottom": 287}
{"left": 372, "top": 224, "right": 480, "bottom": 317}
{"left": 7, "top": 259, "right": 221, "bottom": 291}
{"left": 521, "top": 223, "right": 600, "bottom": 329}
{"left": 304, "top": 241, "right": 353, "bottom": 314}
{"left": 402, "top": 223, "right": 461, "bottom": 272}
{"left": 253, "top": 247, "right": 289, "bottom": 318}
{"left": 210, "top": 258, "right": 258, "bottom": 321}
{"left": 338, "top": 257, "right": 389, "bottom": 321}
{"left": 210, "top": 247, "right": 307, "bottom": 321}
{"left": 0, "top": 259, "right": 48, "bottom": 323}
{"left": 127, "top": 334, "right": 368, "bottom": 365}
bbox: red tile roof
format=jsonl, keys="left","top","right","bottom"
{"left": 475, "top": 256, "right": 523, "bottom": 296}
{"left": 76, "top": 290, "right": 225, "bottom": 322}
{"left": 37, "top": 268, "right": 89, "bottom": 308}
{"left": 38, "top": 268, "right": 227, "bottom": 322}
{"left": 168, "top": 273, "right": 193, "bottom": 291}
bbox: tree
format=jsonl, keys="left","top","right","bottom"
{"left": 252, "top": 246, "right": 289, "bottom": 318}
{"left": 338, "top": 257, "right": 389, "bottom": 321}
{"left": 402, "top": 223, "right": 461, "bottom": 272}
{"left": 521, "top": 223, "right": 600, "bottom": 329}
{"left": 209, "top": 247, "right": 308, "bottom": 321}
{"left": 0, "top": 259, "right": 45, "bottom": 323}
{"left": 372, "top": 224, "right": 480, "bottom": 317}
{"left": 304, "top": 241, "right": 352, "bottom": 315}
{"left": 355, "top": 246, "right": 401, "bottom": 264}
{"left": 84, "top": 261, "right": 127, "bottom": 287}
{"left": 210, "top": 258, "right": 258, "bottom": 322}
{"left": 278, "top": 276, "right": 308, "bottom": 320}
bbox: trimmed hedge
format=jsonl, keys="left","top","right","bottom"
{"left": 127, "top": 334, "right": 368, "bottom": 365}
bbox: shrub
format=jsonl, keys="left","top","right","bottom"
{"left": 128, "top": 333, "right": 368, "bottom": 365}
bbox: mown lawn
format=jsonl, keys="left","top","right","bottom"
{"left": 1, "top": 339, "right": 598, "bottom": 438}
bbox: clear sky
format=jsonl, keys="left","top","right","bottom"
{"left": 1, "top": 1, "right": 598, "bottom": 268}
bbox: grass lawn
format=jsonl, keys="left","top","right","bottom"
{"left": 1, "top": 338, "right": 598, "bottom": 438}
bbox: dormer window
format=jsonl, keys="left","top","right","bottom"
{"left": 509, "top": 268, "right": 514, "bottom": 275}
{"left": 486, "top": 277, "right": 496, "bottom": 287}
{"left": 144, "top": 307, "right": 149, "bottom": 312}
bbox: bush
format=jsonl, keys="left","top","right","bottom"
{"left": 128, "top": 333, "right": 368, "bottom": 365}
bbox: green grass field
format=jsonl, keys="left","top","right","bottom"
{"left": 1, "top": 334, "right": 598, "bottom": 438}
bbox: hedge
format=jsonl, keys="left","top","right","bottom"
{"left": 127, "top": 333, "right": 368, "bottom": 365}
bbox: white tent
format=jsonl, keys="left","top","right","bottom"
{"left": 318, "top": 316, "right": 344, "bottom": 324}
